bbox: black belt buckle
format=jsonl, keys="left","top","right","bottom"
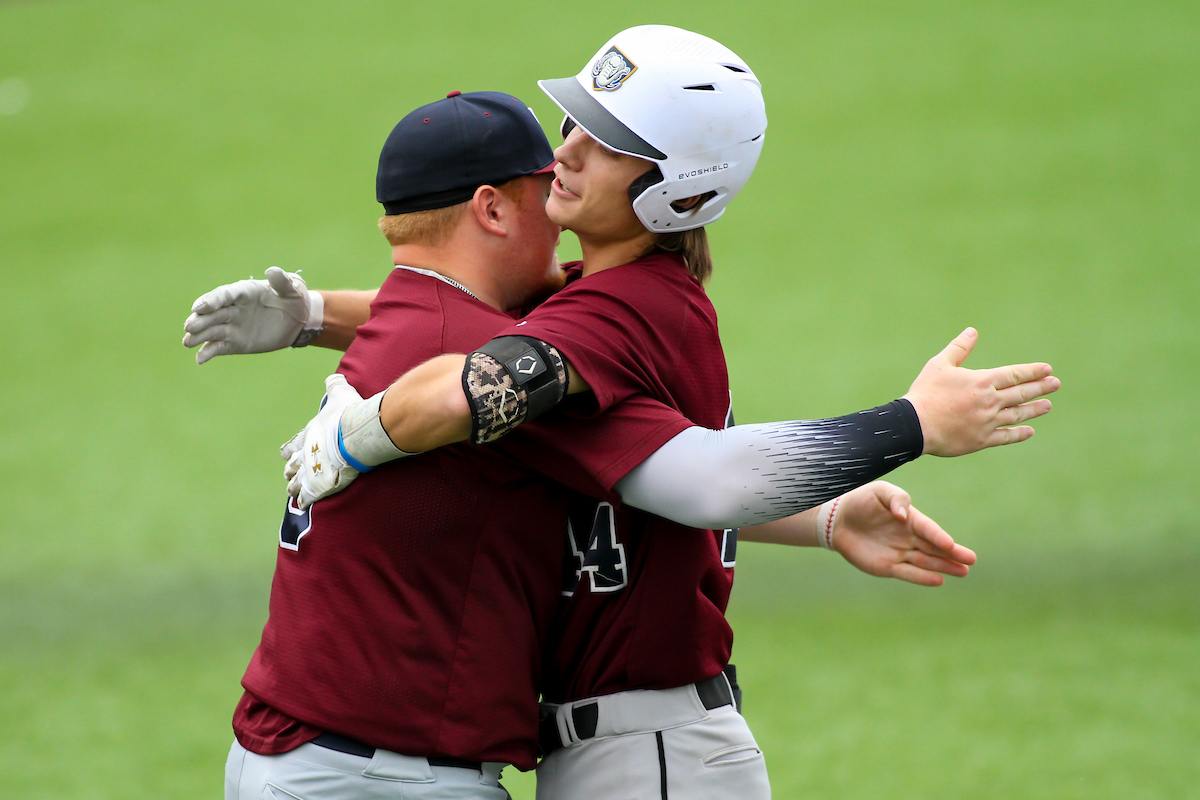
{"left": 538, "top": 702, "right": 599, "bottom": 758}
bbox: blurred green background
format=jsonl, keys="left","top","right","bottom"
{"left": 2, "top": 0, "right": 1197, "bottom": 797}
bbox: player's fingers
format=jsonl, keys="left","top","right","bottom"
{"left": 190, "top": 283, "right": 239, "bottom": 315}
{"left": 934, "top": 327, "right": 978, "bottom": 368}
{"left": 281, "top": 431, "right": 306, "bottom": 461}
{"left": 297, "top": 484, "right": 317, "bottom": 511}
{"left": 324, "top": 373, "right": 362, "bottom": 406}
{"left": 994, "top": 376, "right": 1060, "bottom": 408}
{"left": 287, "top": 471, "right": 302, "bottom": 500}
{"left": 996, "top": 399, "right": 1053, "bottom": 427}
{"left": 183, "top": 307, "right": 241, "bottom": 341}
{"left": 907, "top": 506, "right": 953, "bottom": 551}
{"left": 903, "top": 547, "right": 971, "bottom": 577}
{"left": 987, "top": 362, "right": 1054, "bottom": 390}
{"left": 913, "top": 535, "right": 978, "bottom": 568}
{"left": 907, "top": 510, "right": 976, "bottom": 566}
{"left": 983, "top": 425, "right": 1035, "bottom": 449}
{"left": 196, "top": 339, "right": 235, "bottom": 365}
{"left": 889, "top": 563, "right": 946, "bottom": 588}
{"left": 886, "top": 487, "right": 911, "bottom": 522}
{"left": 265, "top": 266, "right": 303, "bottom": 298}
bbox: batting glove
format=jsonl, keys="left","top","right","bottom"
{"left": 183, "top": 267, "right": 324, "bottom": 364}
{"left": 282, "top": 374, "right": 416, "bottom": 509}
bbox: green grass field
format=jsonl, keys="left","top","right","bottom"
{"left": 2, "top": 0, "right": 1197, "bottom": 797}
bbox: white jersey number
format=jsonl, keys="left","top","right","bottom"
{"left": 562, "top": 501, "right": 628, "bottom": 596}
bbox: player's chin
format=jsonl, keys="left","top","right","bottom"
{"left": 545, "top": 196, "right": 577, "bottom": 227}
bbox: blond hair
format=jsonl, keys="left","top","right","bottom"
{"left": 378, "top": 178, "right": 530, "bottom": 247}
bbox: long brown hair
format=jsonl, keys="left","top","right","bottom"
{"left": 651, "top": 227, "right": 713, "bottom": 285}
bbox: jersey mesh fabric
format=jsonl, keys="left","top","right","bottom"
{"left": 493, "top": 254, "right": 737, "bottom": 702}
{"left": 234, "top": 270, "right": 571, "bottom": 770}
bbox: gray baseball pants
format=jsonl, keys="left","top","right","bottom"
{"left": 225, "top": 739, "right": 510, "bottom": 800}
{"left": 535, "top": 679, "right": 770, "bottom": 800}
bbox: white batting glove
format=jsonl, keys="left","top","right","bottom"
{"left": 183, "top": 267, "right": 325, "bottom": 364}
{"left": 281, "top": 374, "right": 416, "bottom": 510}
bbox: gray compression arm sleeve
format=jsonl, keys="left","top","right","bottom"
{"left": 613, "top": 399, "right": 923, "bottom": 529}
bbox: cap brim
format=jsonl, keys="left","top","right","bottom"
{"left": 538, "top": 77, "right": 667, "bottom": 161}
{"left": 531, "top": 160, "right": 557, "bottom": 174}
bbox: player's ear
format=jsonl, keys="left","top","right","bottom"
{"left": 669, "top": 194, "right": 705, "bottom": 213}
{"left": 470, "top": 184, "right": 508, "bottom": 236}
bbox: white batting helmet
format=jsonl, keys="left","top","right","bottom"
{"left": 539, "top": 25, "right": 767, "bottom": 233}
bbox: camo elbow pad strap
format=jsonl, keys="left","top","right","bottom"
{"left": 463, "top": 336, "right": 570, "bottom": 444}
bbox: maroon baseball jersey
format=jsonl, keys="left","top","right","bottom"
{"left": 494, "top": 253, "right": 737, "bottom": 703}
{"left": 234, "top": 268, "right": 576, "bottom": 770}
{"left": 233, "top": 267, "right": 698, "bottom": 769}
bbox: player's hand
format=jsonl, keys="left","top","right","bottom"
{"left": 830, "top": 482, "right": 976, "bottom": 586}
{"left": 903, "top": 327, "right": 1060, "bottom": 457}
{"left": 281, "top": 374, "right": 364, "bottom": 510}
{"left": 183, "top": 267, "right": 323, "bottom": 364}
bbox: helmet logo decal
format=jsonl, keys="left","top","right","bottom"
{"left": 592, "top": 46, "right": 637, "bottom": 91}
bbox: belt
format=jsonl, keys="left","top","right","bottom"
{"left": 538, "top": 665, "right": 740, "bottom": 758}
{"left": 311, "top": 732, "right": 482, "bottom": 771}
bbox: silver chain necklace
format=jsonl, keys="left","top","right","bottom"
{"left": 394, "top": 265, "right": 480, "bottom": 301}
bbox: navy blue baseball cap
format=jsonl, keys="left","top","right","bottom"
{"left": 377, "top": 90, "right": 556, "bottom": 214}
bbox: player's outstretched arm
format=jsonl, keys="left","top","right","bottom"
{"left": 281, "top": 329, "right": 1060, "bottom": 515}
{"left": 375, "top": 327, "right": 1059, "bottom": 458}
{"left": 740, "top": 482, "right": 976, "bottom": 587}
{"left": 182, "top": 267, "right": 375, "bottom": 363}
{"left": 613, "top": 405, "right": 924, "bottom": 529}
{"left": 903, "top": 327, "right": 1060, "bottom": 457}
{"left": 316, "top": 289, "right": 377, "bottom": 350}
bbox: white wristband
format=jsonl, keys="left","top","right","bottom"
{"left": 305, "top": 290, "right": 324, "bottom": 330}
{"left": 815, "top": 496, "right": 842, "bottom": 550}
{"left": 338, "top": 390, "right": 416, "bottom": 469}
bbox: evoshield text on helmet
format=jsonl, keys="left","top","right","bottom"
{"left": 539, "top": 25, "right": 767, "bottom": 233}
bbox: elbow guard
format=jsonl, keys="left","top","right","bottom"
{"left": 463, "top": 336, "right": 570, "bottom": 444}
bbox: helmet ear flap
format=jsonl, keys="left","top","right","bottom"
{"left": 627, "top": 165, "right": 665, "bottom": 205}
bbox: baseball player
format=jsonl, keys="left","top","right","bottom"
{"left": 220, "top": 91, "right": 571, "bottom": 800}
{"left": 210, "top": 89, "right": 982, "bottom": 800}
{"left": 274, "top": 26, "right": 1059, "bottom": 800}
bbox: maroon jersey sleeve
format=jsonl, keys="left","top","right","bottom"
{"left": 501, "top": 254, "right": 720, "bottom": 414}
{"left": 490, "top": 254, "right": 730, "bottom": 501}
